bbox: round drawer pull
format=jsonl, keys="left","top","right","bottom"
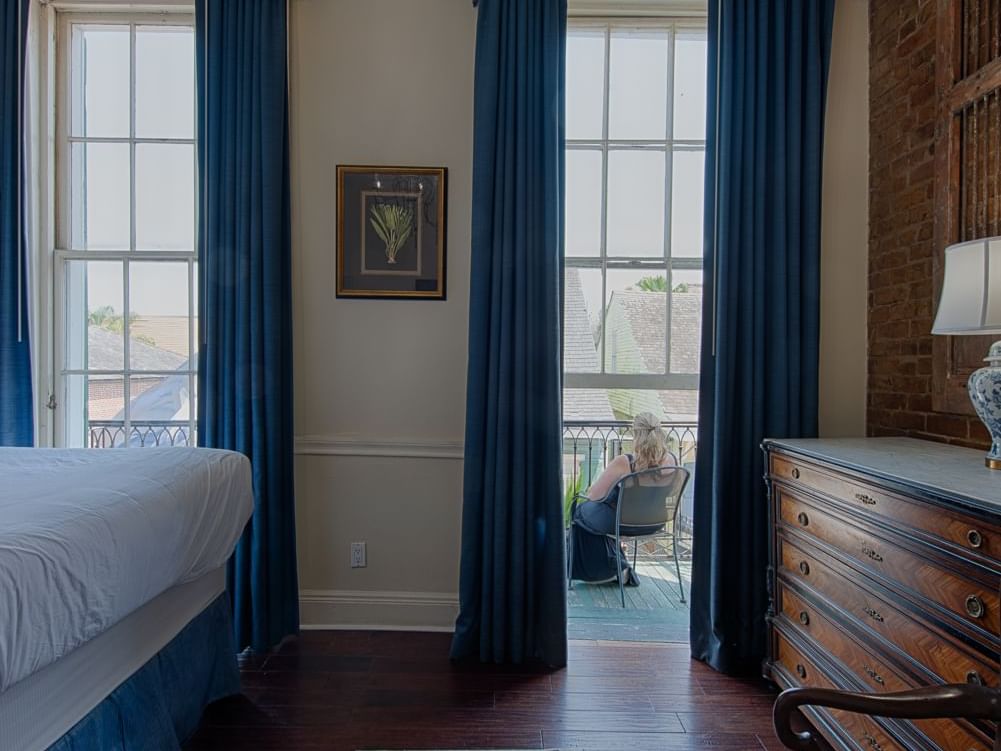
{"left": 966, "top": 670, "right": 985, "bottom": 686}
{"left": 967, "top": 529, "right": 983, "bottom": 549}
{"left": 798, "top": 610, "right": 810, "bottom": 626}
{"left": 965, "top": 595, "right": 986, "bottom": 619}
{"left": 791, "top": 467, "right": 801, "bottom": 480}
{"left": 799, "top": 561, "right": 811, "bottom": 575}
{"left": 796, "top": 663, "right": 807, "bottom": 679}
{"left": 797, "top": 512, "right": 809, "bottom": 526}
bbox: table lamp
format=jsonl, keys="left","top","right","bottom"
{"left": 931, "top": 236, "right": 1001, "bottom": 469}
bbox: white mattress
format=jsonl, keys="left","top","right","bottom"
{"left": 0, "top": 447, "right": 253, "bottom": 693}
{"left": 0, "top": 566, "right": 227, "bottom": 751}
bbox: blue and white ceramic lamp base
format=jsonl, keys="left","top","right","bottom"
{"left": 969, "top": 340, "right": 1001, "bottom": 470}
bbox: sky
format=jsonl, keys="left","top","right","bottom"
{"left": 565, "top": 27, "right": 707, "bottom": 351}
{"left": 72, "top": 24, "right": 195, "bottom": 321}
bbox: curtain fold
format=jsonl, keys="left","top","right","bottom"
{"left": 0, "top": 0, "right": 32, "bottom": 447}
{"left": 690, "top": 0, "right": 835, "bottom": 675}
{"left": 451, "top": 0, "right": 568, "bottom": 667}
{"left": 196, "top": 0, "right": 299, "bottom": 653}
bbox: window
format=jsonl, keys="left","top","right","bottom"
{"left": 563, "top": 21, "right": 707, "bottom": 425}
{"left": 54, "top": 14, "right": 196, "bottom": 448}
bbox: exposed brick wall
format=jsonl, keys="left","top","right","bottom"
{"left": 866, "top": 0, "right": 990, "bottom": 449}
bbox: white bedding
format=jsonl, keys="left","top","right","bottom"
{"left": 0, "top": 447, "right": 253, "bottom": 693}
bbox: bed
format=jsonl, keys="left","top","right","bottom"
{"left": 0, "top": 447, "right": 254, "bottom": 751}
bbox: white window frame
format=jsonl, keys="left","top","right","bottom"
{"left": 51, "top": 9, "right": 197, "bottom": 448}
{"left": 565, "top": 17, "right": 705, "bottom": 394}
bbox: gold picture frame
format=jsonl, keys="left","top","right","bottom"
{"left": 336, "top": 165, "right": 447, "bottom": 299}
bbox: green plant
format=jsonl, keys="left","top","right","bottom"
{"left": 633, "top": 275, "right": 690, "bottom": 293}
{"left": 635, "top": 275, "right": 667, "bottom": 292}
{"left": 563, "top": 470, "right": 588, "bottom": 528}
{"left": 369, "top": 202, "right": 415, "bottom": 264}
{"left": 88, "top": 305, "right": 126, "bottom": 333}
{"left": 88, "top": 305, "right": 156, "bottom": 346}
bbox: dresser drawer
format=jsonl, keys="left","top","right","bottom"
{"left": 776, "top": 598, "right": 993, "bottom": 751}
{"left": 774, "top": 629, "right": 907, "bottom": 751}
{"left": 771, "top": 453, "right": 1001, "bottom": 562}
{"left": 779, "top": 489, "right": 1000, "bottom": 635}
{"left": 779, "top": 584, "right": 910, "bottom": 694}
{"left": 779, "top": 536, "right": 1000, "bottom": 686}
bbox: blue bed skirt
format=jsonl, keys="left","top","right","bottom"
{"left": 48, "top": 595, "right": 239, "bottom": 751}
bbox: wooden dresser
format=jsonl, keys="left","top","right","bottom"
{"left": 763, "top": 438, "right": 1001, "bottom": 751}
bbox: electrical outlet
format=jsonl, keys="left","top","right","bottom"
{"left": 350, "top": 542, "right": 367, "bottom": 568}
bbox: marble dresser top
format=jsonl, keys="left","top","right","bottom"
{"left": 764, "top": 437, "right": 1000, "bottom": 514}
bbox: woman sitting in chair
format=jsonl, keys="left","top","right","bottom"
{"left": 569, "top": 412, "right": 676, "bottom": 587}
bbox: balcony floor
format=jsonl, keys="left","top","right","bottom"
{"left": 568, "top": 539, "right": 692, "bottom": 643}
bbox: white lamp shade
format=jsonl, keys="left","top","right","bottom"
{"left": 931, "top": 236, "right": 1001, "bottom": 336}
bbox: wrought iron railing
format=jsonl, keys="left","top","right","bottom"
{"left": 562, "top": 419, "right": 698, "bottom": 534}
{"left": 88, "top": 420, "right": 193, "bottom": 448}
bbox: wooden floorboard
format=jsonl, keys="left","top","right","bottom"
{"left": 184, "top": 631, "right": 782, "bottom": 751}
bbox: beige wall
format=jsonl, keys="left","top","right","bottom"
{"left": 819, "top": 0, "right": 869, "bottom": 438}
{"left": 290, "top": 0, "right": 476, "bottom": 628}
{"left": 289, "top": 0, "right": 869, "bottom": 628}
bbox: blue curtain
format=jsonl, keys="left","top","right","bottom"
{"left": 451, "top": 0, "right": 568, "bottom": 667}
{"left": 689, "top": 0, "right": 835, "bottom": 674}
{"left": 0, "top": 0, "right": 32, "bottom": 447}
{"left": 196, "top": 0, "right": 298, "bottom": 653}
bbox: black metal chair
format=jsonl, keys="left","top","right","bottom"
{"left": 568, "top": 465, "right": 691, "bottom": 608}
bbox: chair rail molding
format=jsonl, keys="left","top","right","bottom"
{"left": 294, "top": 435, "right": 464, "bottom": 460}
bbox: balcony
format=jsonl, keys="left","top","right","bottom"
{"left": 563, "top": 419, "right": 697, "bottom": 643}
{"left": 88, "top": 420, "right": 193, "bottom": 448}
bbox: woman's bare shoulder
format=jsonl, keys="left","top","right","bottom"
{"left": 609, "top": 454, "right": 631, "bottom": 470}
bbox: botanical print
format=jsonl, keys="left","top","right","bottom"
{"left": 369, "top": 202, "right": 414, "bottom": 264}
{"left": 337, "top": 165, "right": 446, "bottom": 299}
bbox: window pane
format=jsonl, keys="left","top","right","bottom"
{"left": 670, "top": 269, "right": 702, "bottom": 375}
{"left": 128, "top": 262, "right": 190, "bottom": 371}
{"left": 562, "top": 388, "right": 616, "bottom": 422}
{"left": 565, "top": 150, "right": 602, "bottom": 257}
{"left": 567, "top": 30, "right": 605, "bottom": 140}
{"left": 63, "top": 375, "right": 87, "bottom": 447}
{"left": 71, "top": 25, "right": 130, "bottom": 138}
{"left": 136, "top": 26, "right": 195, "bottom": 139}
{"left": 607, "top": 150, "right": 665, "bottom": 257}
{"left": 136, "top": 144, "right": 195, "bottom": 250}
{"left": 64, "top": 373, "right": 124, "bottom": 448}
{"left": 65, "top": 260, "right": 124, "bottom": 371}
{"left": 71, "top": 142, "right": 130, "bottom": 250}
{"left": 563, "top": 388, "right": 698, "bottom": 426}
{"left": 85, "top": 374, "right": 126, "bottom": 445}
{"left": 128, "top": 375, "right": 192, "bottom": 447}
{"left": 674, "top": 31, "right": 707, "bottom": 140}
{"left": 604, "top": 268, "right": 666, "bottom": 374}
{"left": 608, "top": 30, "right": 668, "bottom": 140}
{"left": 564, "top": 267, "right": 602, "bottom": 374}
{"left": 192, "top": 261, "right": 199, "bottom": 364}
{"left": 670, "top": 149, "right": 705, "bottom": 258}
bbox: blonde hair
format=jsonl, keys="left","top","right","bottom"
{"left": 631, "top": 412, "right": 668, "bottom": 471}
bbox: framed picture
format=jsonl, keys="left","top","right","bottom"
{"left": 336, "top": 165, "right": 447, "bottom": 299}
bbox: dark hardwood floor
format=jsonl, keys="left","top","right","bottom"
{"left": 184, "top": 631, "right": 784, "bottom": 751}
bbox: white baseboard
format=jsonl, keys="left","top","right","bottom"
{"left": 299, "top": 588, "right": 459, "bottom": 631}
